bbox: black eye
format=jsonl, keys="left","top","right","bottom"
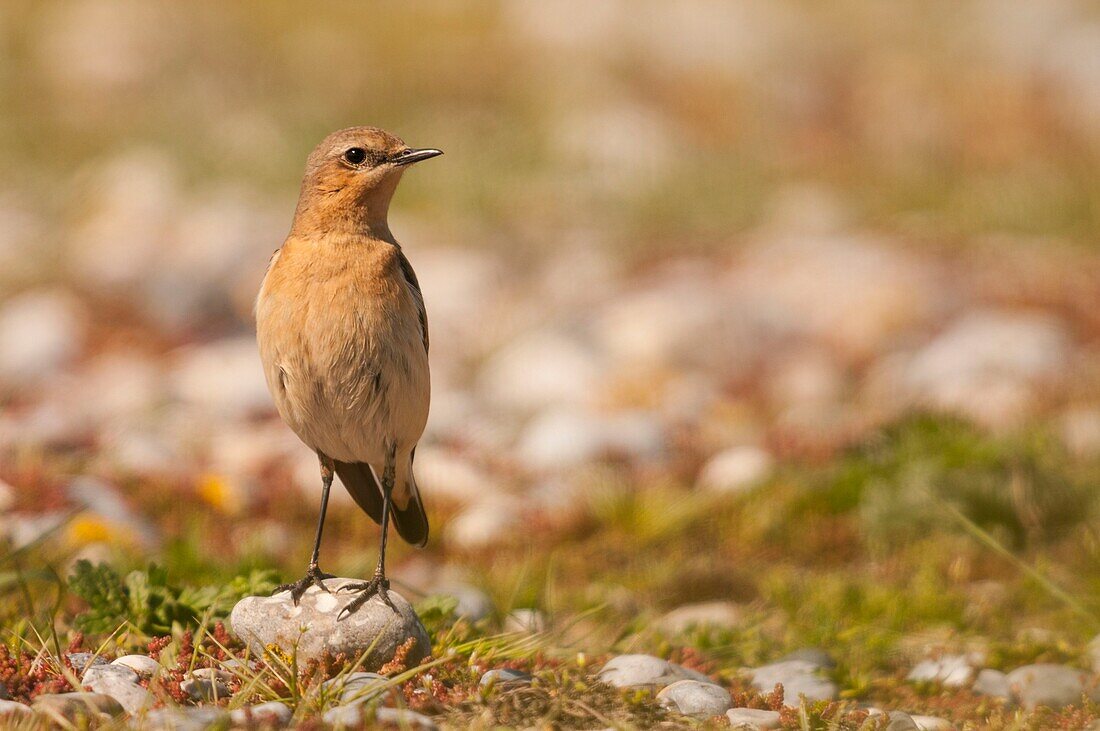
{"left": 343, "top": 147, "right": 367, "bottom": 165}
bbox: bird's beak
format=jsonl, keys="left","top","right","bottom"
{"left": 391, "top": 148, "right": 444, "bottom": 166}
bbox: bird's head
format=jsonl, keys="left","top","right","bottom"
{"left": 292, "top": 126, "right": 442, "bottom": 238}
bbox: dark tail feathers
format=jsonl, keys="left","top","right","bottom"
{"left": 332, "top": 460, "right": 429, "bottom": 547}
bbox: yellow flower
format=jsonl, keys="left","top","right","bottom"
{"left": 197, "top": 473, "right": 244, "bottom": 515}
{"left": 66, "top": 513, "right": 137, "bottom": 547}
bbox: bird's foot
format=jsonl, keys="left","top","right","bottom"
{"left": 336, "top": 574, "right": 396, "bottom": 620}
{"left": 273, "top": 565, "right": 335, "bottom": 605}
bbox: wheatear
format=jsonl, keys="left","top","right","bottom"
{"left": 255, "top": 127, "right": 440, "bottom": 617}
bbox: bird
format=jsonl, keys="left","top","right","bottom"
{"left": 255, "top": 126, "right": 441, "bottom": 618}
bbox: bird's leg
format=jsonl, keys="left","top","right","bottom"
{"left": 338, "top": 446, "right": 398, "bottom": 619}
{"left": 274, "top": 453, "right": 337, "bottom": 604}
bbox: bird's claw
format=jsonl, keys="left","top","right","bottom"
{"left": 336, "top": 575, "right": 396, "bottom": 620}
{"left": 273, "top": 565, "right": 336, "bottom": 605}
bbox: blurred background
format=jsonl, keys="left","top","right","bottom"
{"left": 3, "top": 0, "right": 1100, "bottom": 684}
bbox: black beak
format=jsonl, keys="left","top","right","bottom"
{"left": 391, "top": 148, "right": 443, "bottom": 166}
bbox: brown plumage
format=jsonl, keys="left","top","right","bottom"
{"left": 255, "top": 126, "right": 441, "bottom": 614}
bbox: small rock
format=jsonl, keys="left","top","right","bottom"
{"left": 169, "top": 336, "right": 271, "bottom": 418}
{"left": 230, "top": 578, "right": 430, "bottom": 669}
{"left": 696, "top": 446, "right": 774, "bottom": 494}
{"left": 656, "top": 679, "right": 732, "bottom": 717}
{"left": 911, "top": 715, "right": 955, "bottom": 731}
{"left": 504, "top": 608, "right": 547, "bottom": 634}
{"left": 1006, "top": 663, "right": 1100, "bottom": 709}
{"left": 884, "top": 711, "right": 919, "bottom": 731}
{"left": 750, "top": 660, "right": 839, "bottom": 707}
{"left": 228, "top": 701, "right": 292, "bottom": 726}
{"left": 659, "top": 601, "right": 742, "bottom": 634}
{"left": 0, "top": 289, "right": 85, "bottom": 387}
{"left": 477, "top": 330, "right": 602, "bottom": 413}
{"left": 64, "top": 652, "right": 109, "bottom": 672}
{"left": 516, "top": 408, "right": 606, "bottom": 471}
{"left": 446, "top": 496, "right": 523, "bottom": 550}
{"left": 480, "top": 668, "right": 533, "bottom": 687}
{"left": 82, "top": 664, "right": 153, "bottom": 715}
{"left": 181, "top": 676, "right": 231, "bottom": 702}
{"left": 323, "top": 703, "right": 367, "bottom": 727}
{"left": 191, "top": 667, "right": 233, "bottom": 683}
{"left": 433, "top": 584, "right": 493, "bottom": 621}
{"left": 374, "top": 706, "right": 438, "bottom": 729}
{"left": 778, "top": 648, "right": 837, "bottom": 670}
{"left": 112, "top": 654, "right": 160, "bottom": 677}
{"left": 598, "top": 654, "right": 699, "bottom": 689}
{"left": 323, "top": 671, "right": 389, "bottom": 704}
{"left": 1089, "top": 634, "right": 1100, "bottom": 674}
{"left": 726, "top": 707, "right": 781, "bottom": 729}
{"left": 0, "top": 700, "right": 30, "bottom": 716}
{"left": 973, "top": 668, "right": 1011, "bottom": 698}
{"left": 907, "top": 654, "right": 977, "bottom": 687}
{"left": 144, "top": 707, "right": 230, "bottom": 731}
{"left": 32, "top": 692, "right": 124, "bottom": 723}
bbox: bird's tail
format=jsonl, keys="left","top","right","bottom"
{"left": 333, "top": 459, "right": 429, "bottom": 548}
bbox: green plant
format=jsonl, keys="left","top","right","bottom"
{"left": 67, "top": 561, "right": 277, "bottom": 635}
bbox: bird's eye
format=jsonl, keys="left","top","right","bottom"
{"left": 343, "top": 148, "right": 367, "bottom": 165}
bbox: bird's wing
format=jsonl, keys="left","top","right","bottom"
{"left": 396, "top": 249, "right": 429, "bottom": 354}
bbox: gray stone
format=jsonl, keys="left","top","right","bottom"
{"left": 111, "top": 654, "right": 161, "bottom": 677}
{"left": 230, "top": 578, "right": 430, "bottom": 670}
{"left": 228, "top": 701, "right": 292, "bottom": 726}
{"left": 323, "top": 703, "right": 368, "bottom": 727}
{"left": 656, "top": 679, "right": 731, "bottom": 717}
{"left": 144, "top": 707, "right": 230, "bottom": 730}
{"left": 81, "top": 663, "right": 153, "bottom": 715}
{"left": 1006, "top": 663, "right": 1100, "bottom": 709}
{"left": 659, "top": 601, "right": 742, "bottom": 634}
{"left": 32, "top": 692, "right": 124, "bottom": 723}
{"left": 907, "top": 654, "right": 976, "bottom": 687}
{"left": 696, "top": 446, "right": 774, "bottom": 494}
{"left": 598, "top": 654, "right": 674, "bottom": 689}
{"left": 504, "top": 608, "right": 547, "bottom": 633}
{"left": 884, "top": 711, "right": 919, "bottom": 731}
{"left": 480, "top": 668, "right": 534, "bottom": 687}
{"left": 750, "top": 660, "right": 838, "bottom": 708}
{"left": 435, "top": 584, "right": 493, "bottom": 621}
{"left": 973, "top": 668, "right": 1011, "bottom": 698}
{"left": 64, "top": 652, "right": 108, "bottom": 672}
{"left": 181, "top": 676, "right": 231, "bottom": 702}
{"left": 374, "top": 707, "right": 438, "bottom": 729}
{"left": 0, "top": 700, "right": 31, "bottom": 716}
{"left": 778, "top": 648, "right": 836, "bottom": 670}
{"left": 911, "top": 715, "right": 955, "bottom": 731}
{"left": 323, "top": 671, "right": 390, "bottom": 704}
{"left": 726, "top": 707, "right": 781, "bottom": 729}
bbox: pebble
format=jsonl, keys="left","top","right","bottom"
{"left": 750, "top": 660, "right": 839, "bottom": 708}
{"left": 598, "top": 654, "right": 703, "bottom": 690}
{"left": 0, "top": 288, "right": 85, "bottom": 387}
{"left": 1089, "top": 633, "right": 1100, "bottom": 674}
{"left": 911, "top": 715, "right": 955, "bottom": 731}
{"left": 229, "top": 701, "right": 292, "bottom": 726}
{"left": 0, "top": 699, "right": 31, "bottom": 716}
{"left": 434, "top": 583, "right": 493, "bottom": 621}
{"left": 65, "top": 652, "right": 109, "bottom": 672}
{"left": 230, "top": 578, "right": 431, "bottom": 669}
{"left": 82, "top": 664, "right": 153, "bottom": 715}
{"left": 323, "top": 671, "right": 389, "bottom": 704}
{"left": 972, "top": 668, "right": 1011, "bottom": 698}
{"left": 446, "top": 496, "right": 524, "bottom": 550}
{"left": 32, "top": 692, "right": 124, "bottom": 723}
{"left": 1005, "top": 663, "right": 1100, "bottom": 709}
{"left": 907, "top": 654, "right": 976, "bottom": 687}
{"left": 375, "top": 706, "right": 439, "bottom": 729}
{"left": 655, "top": 679, "right": 732, "bottom": 717}
{"left": 112, "top": 654, "right": 161, "bottom": 677}
{"left": 180, "top": 676, "right": 231, "bottom": 702}
{"left": 516, "top": 407, "right": 607, "bottom": 471}
{"left": 726, "top": 707, "right": 781, "bottom": 729}
{"left": 477, "top": 330, "right": 602, "bottom": 413}
{"left": 504, "top": 608, "right": 547, "bottom": 634}
{"left": 695, "top": 446, "right": 774, "bottom": 494}
{"left": 169, "top": 336, "right": 271, "bottom": 417}
{"left": 883, "top": 711, "right": 919, "bottom": 731}
{"left": 480, "top": 668, "right": 534, "bottom": 687}
{"left": 659, "top": 601, "right": 742, "bottom": 634}
{"left": 144, "top": 707, "right": 230, "bottom": 730}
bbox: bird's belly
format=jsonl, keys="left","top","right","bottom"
{"left": 269, "top": 334, "right": 430, "bottom": 465}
